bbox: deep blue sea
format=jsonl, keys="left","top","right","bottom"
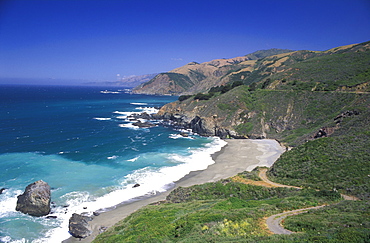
{"left": 0, "top": 85, "right": 226, "bottom": 242}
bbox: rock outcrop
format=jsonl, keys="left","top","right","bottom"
{"left": 68, "top": 213, "right": 92, "bottom": 239}
{"left": 16, "top": 180, "right": 51, "bottom": 216}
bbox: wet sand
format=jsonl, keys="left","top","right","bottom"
{"left": 62, "top": 139, "right": 285, "bottom": 243}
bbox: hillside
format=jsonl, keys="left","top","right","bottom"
{"left": 133, "top": 41, "right": 369, "bottom": 95}
{"left": 132, "top": 49, "right": 293, "bottom": 95}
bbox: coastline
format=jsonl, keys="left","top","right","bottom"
{"left": 62, "top": 139, "right": 285, "bottom": 243}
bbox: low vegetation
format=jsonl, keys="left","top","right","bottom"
{"left": 94, "top": 182, "right": 343, "bottom": 243}
{"left": 284, "top": 200, "right": 370, "bottom": 243}
{"left": 268, "top": 134, "right": 370, "bottom": 200}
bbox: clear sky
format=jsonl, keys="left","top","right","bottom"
{"left": 0, "top": 0, "right": 369, "bottom": 85}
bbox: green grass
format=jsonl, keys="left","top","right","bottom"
{"left": 274, "top": 48, "right": 370, "bottom": 91}
{"left": 94, "top": 182, "right": 342, "bottom": 243}
{"left": 284, "top": 200, "right": 370, "bottom": 243}
{"left": 268, "top": 134, "right": 370, "bottom": 199}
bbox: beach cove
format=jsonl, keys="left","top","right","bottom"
{"left": 63, "top": 139, "right": 285, "bottom": 243}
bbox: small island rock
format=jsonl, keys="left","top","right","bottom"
{"left": 16, "top": 180, "right": 51, "bottom": 217}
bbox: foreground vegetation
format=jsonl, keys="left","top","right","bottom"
{"left": 94, "top": 182, "right": 344, "bottom": 243}
{"left": 284, "top": 200, "right": 370, "bottom": 243}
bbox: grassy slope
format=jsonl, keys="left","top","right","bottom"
{"left": 94, "top": 183, "right": 343, "bottom": 243}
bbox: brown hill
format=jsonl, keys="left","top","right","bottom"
{"left": 132, "top": 49, "right": 293, "bottom": 95}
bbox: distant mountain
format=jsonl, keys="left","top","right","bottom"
{"left": 244, "top": 48, "right": 294, "bottom": 60}
{"left": 132, "top": 49, "right": 294, "bottom": 95}
{"left": 84, "top": 73, "right": 158, "bottom": 88}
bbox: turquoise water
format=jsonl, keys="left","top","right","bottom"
{"left": 0, "top": 85, "right": 226, "bottom": 242}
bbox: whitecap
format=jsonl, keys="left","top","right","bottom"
{"left": 169, "top": 134, "right": 194, "bottom": 139}
{"left": 127, "top": 156, "right": 140, "bottom": 162}
{"left": 130, "top": 102, "right": 148, "bottom": 105}
{"left": 93, "top": 117, "right": 111, "bottom": 121}
{"left": 118, "top": 124, "right": 140, "bottom": 129}
{"left": 100, "top": 90, "right": 120, "bottom": 94}
{"left": 134, "top": 107, "right": 159, "bottom": 114}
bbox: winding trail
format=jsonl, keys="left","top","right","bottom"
{"left": 255, "top": 168, "right": 358, "bottom": 235}
{"left": 265, "top": 205, "right": 326, "bottom": 234}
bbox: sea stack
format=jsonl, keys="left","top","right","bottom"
{"left": 16, "top": 180, "right": 51, "bottom": 217}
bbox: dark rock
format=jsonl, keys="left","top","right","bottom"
{"left": 93, "top": 211, "right": 100, "bottom": 216}
{"left": 132, "top": 121, "right": 156, "bottom": 128}
{"left": 99, "top": 226, "right": 108, "bottom": 233}
{"left": 132, "top": 183, "right": 140, "bottom": 188}
{"left": 128, "top": 112, "right": 153, "bottom": 120}
{"left": 46, "top": 215, "right": 57, "bottom": 219}
{"left": 313, "top": 127, "right": 335, "bottom": 139}
{"left": 16, "top": 180, "right": 51, "bottom": 217}
{"left": 334, "top": 110, "right": 360, "bottom": 123}
{"left": 180, "top": 132, "right": 189, "bottom": 137}
{"left": 314, "top": 128, "right": 327, "bottom": 138}
{"left": 0, "top": 188, "right": 7, "bottom": 194}
{"left": 189, "top": 116, "right": 212, "bottom": 136}
{"left": 68, "top": 213, "right": 92, "bottom": 239}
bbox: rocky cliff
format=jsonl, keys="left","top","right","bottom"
{"left": 156, "top": 86, "right": 370, "bottom": 146}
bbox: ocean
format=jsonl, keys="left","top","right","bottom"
{"left": 0, "top": 85, "right": 226, "bottom": 242}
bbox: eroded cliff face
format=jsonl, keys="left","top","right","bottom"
{"left": 156, "top": 87, "right": 252, "bottom": 138}
{"left": 155, "top": 86, "right": 369, "bottom": 146}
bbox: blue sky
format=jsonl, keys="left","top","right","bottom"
{"left": 0, "top": 0, "right": 369, "bottom": 85}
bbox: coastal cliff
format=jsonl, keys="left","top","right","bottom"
{"left": 156, "top": 87, "right": 369, "bottom": 146}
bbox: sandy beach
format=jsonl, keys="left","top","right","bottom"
{"left": 62, "top": 139, "right": 285, "bottom": 243}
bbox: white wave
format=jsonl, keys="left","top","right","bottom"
{"left": 134, "top": 107, "right": 159, "bottom": 114}
{"left": 131, "top": 102, "right": 148, "bottom": 105}
{"left": 100, "top": 90, "right": 120, "bottom": 94}
{"left": 127, "top": 156, "right": 140, "bottom": 162}
{"left": 93, "top": 117, "right": 111, "bottom": 121}
{"left": 169, "top": 134, "right": 194, "bottom": 139}
{"left": 0, "top": 189, "right": 23, "bottom": 218}
{"left": 118, "top": 123, "right": 140, "bottom": 129}
{"left": 107, "top": 155, "right": 118, "bottom": 160}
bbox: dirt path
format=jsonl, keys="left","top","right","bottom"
{"left": 265, "top": 205, "right": 326, "bottom": 234}
{"left": 256, "top": 168, "right": 358, "bottom": 234}
{"left": 258, "top": 168, "right": 300, "bottom": 189}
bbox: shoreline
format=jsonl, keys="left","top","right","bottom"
{"left": 62, "top": 139, "right": 285, "bottom": 243}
